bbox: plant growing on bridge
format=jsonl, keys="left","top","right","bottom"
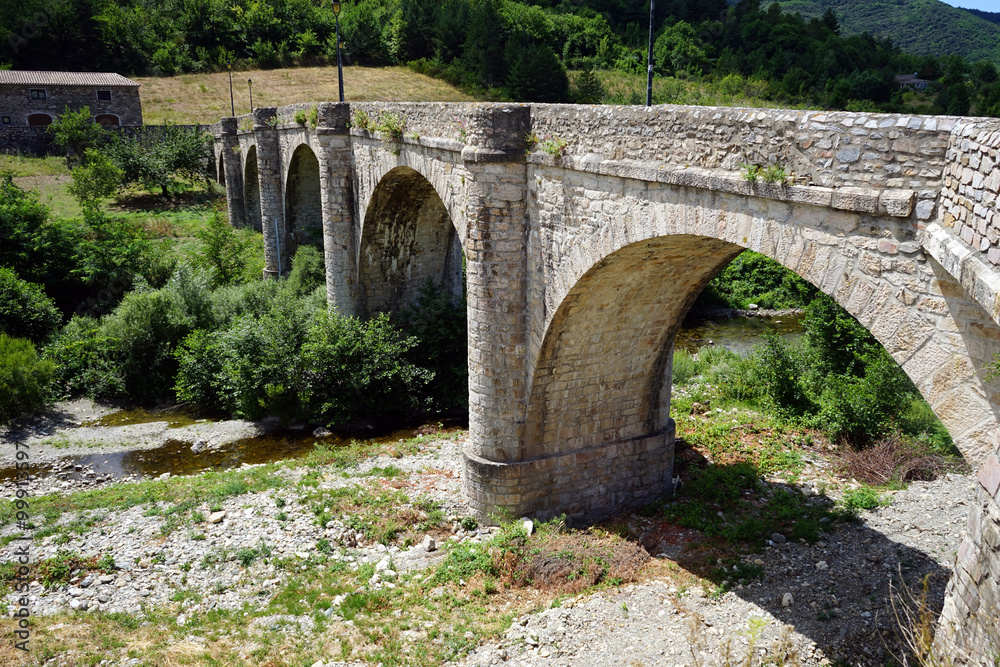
{"left": 294, "top": 108, "right": 309, "bottom": 125}
{"left": 525, "top": 131, "right": 568, "bottom": 158}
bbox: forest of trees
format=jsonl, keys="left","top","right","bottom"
{"left": 2, "top": 0, "right": 1000, "bottom": 115}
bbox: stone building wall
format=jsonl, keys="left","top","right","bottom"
{"left": 0, "top": 84, "right": 142, "bottom": 127}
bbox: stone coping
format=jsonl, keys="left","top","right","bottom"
{"left": 923, "top": 221, "right": 1000, "bottom": 326}
{"left": 526, "top": 153, "right": 916, "bottom": 218}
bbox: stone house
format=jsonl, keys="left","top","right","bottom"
{"left": 0, "top": 71, "right": 142, "bottom": 128}
{"left": 895, "top": 72, "right": 931, "bottom": 91}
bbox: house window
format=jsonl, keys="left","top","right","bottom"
{"left": 1, "top": 116, "right": 10, "bottom": 125}
{"left": 96, "top": 90, "right": 112, "bottom": 101}
{"left": 29, "top": 89, "right": 46, "bottom": 100}
{"left": 27, "top": 113, "right": 52, "bottom": 127}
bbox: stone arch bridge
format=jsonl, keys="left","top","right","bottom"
{"left": 213, "top": 102, "right": 1000, "bottom": 659}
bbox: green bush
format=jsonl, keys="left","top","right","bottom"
{"left": 48, "top": 107, "right": 103, "bottom": 165}
{"left": 0, "top": 268, "right": 61, "bottom": 342}
{"left": 0, "top": 334, "right": 55, "bottom": 425}
{"left": 45, "top": 266, "right": 214, "bottom": 403}
{"left": 505, "top": 42, "right": 570, "bottom": 102}
{"left": 298, "top": 311, "right": 432, "bottom": 424}
{"left": 192, "top": 213, "right": 264, "bottom": 287}
{"left": 68, "top": 149, "right": 123, "bottom": 207}
{"left": 286, "top": 245, "right": 326, "bottom": 297}
{"left": 700, "top": 251, "right": 816, "bottom": 310}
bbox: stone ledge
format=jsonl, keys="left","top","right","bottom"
{"left": 526, "top": 154, "right": 915, "bottom": 218}
{"left": 923, "top": 222, "right": 1000, "bottom": 326}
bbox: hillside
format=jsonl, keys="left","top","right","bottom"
{"left": 763, "top": 0, "right": 1000, "bottom": 65}
{"left": 137, "top": 66, "right": 477, "bottom": 125}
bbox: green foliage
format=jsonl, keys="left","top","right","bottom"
{"left": 75, "top": 206, "right": 152, "bottom": 298}
{"left": 840, "top": 485, "right": 885, "bottom": 511}
{"left": 192, "top": 213, "right": 264, "bottom": 287}
{"left": 286, "top": 245, "right": 326, "bottom": 297}
{"left": 68, "top": 149, "right": 123, "bottom": 207}
{"left": 397, "top": 279, "right": 468, "bottom": 412}
{"left": 700, "top": 251, "right": 817, "bottom": 310}
{"left": 45, "top": 265, "right": 214, "bottom": 403}
{"left": 0, "top": 268, "right": 61, "bottom": 343}
{"left": 48, "top": 107, "right": 103, "bottom": 164}
{"left": 0, "top": 334, "right": 55, "bottom": 425}
{"left": 505, "top": 42, "right": 569, "bottom": 102}
{"left": 104, "top": 125, "right": 213, "bottom": 197}
{"left": 573, "top": 65, "right": 606, "bottom": 104}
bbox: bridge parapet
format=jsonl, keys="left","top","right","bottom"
{"left": 527, "top": 104, "right": 953, "bottom": 191}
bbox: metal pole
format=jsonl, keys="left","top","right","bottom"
{"left": 336, "top": 13, "right": 344, "bottom": 102}
{"left": 248, "top": 79, "right": 253, "bottom": 112}
{"left": 228, "top": 62, "right": 236, "bottom": 117}
{"left": 273, "top": 218, "right": 282, "bottom": 277}
{"left": 646, "top": 0, "right": 655, "bottom": 107}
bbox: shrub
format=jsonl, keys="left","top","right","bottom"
{"left": 0, "top": 268, "right": 61, "bottom": 342}
{"left": 286, "top": 245, "right": 326, "bottom": 297}
{"left": 0, "top": 334, "right": 55, "bottom": 425}
{"left": 192, "top": 213, "right": 263, "bottom": 287}
{"left": 746, "top": 334, "right": 813, "bottom": 416}
{"left": 68, "top": 149, "right": 123, "bottom": 207}
{"left": 48, "top": 107, "right": 103, "bottom": 166}
{"left": 45, "top": 266, "right": 214, "bottom": 402}
{"left": 298, "top": 311, "right": 432, "bottom": 424}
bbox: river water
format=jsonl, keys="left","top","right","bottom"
{"left": 674, "top": 312, "right": 805, "bottom": 355}
{"left": 7, "top": 316, "right": 798, "bottom": 483}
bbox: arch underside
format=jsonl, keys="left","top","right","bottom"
{"left": 285, "top": 144, "right": 323, "bottom": 255}
{"left": 358, "top": 166, "right": 463, "bottom": 316}
{"left": 244, "top": 146, "right": 262, "bottom": 233}
{"left": 524, "top": 173, "right": 1000, "bottom": 473}
{"left": 523, "top": 235, "right": 742, "bottom": 461}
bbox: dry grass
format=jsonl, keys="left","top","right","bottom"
{"left": 840, "top": 433, "right": 964, "bottom": 486}
{"left": 136, "top": 65, "right": 479, "bottom": 125}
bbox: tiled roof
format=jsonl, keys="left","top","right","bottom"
{"left": 0, "top": 71, "right": 139, "bottom": 87}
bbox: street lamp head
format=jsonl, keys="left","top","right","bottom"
{"left": 332, "top": 1, "right": 341, "bottom": 15}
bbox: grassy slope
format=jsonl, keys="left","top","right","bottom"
{"left": 764, "top": 0, "right": 1000, "bottom": 65}
{"left": 136, "top": 65, "right": 478, "bottom": 125}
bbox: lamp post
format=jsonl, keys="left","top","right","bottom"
{"left": 248, "top": 78, "right": 254, "bottom": 113}
{"left": 332, "top": 0, "right": 344, "bottom": 103}
{"left": 646, "top": 0, "right": 655, "bottom": 107}
{"left": 228, "top": 60, "right": 236, "bottom": 117}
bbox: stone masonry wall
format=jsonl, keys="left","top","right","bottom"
{"left": 527, "top": 105, "right": 953, "bottom": 190}
{"left": 939, "top": 118, "right": 1000, "bottom": 269}
{"left": 0, "top": 84, "right": 142, "bottom": 127}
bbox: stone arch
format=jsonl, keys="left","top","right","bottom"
{"left": 523, "top": 236, "right": 742, "bottom": 464}
{"left": 358, "top": 165, "right": 464, "bottom": 316}
{"left": 243, "top": 145, "right": 262, "bottom": 233}
{"left": 94, "top": 114, "right": 120, "bottom": 127}
{"left": 27, "top": 113, "right": 51, "bottom": 127}
{"left": 524, "top": 185, "right": 1000, "bottom": 475}
{"left": 284, "top": 144, "right": 323, "bottom": 255}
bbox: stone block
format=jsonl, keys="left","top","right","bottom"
{"left": 978, "top": 455, "right": 1000, "bottom": 497}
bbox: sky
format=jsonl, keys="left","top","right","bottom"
{"left": 941, "top": 0, "right": 1000, "bottom": 11}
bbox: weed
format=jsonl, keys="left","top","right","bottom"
{"left": 307, "top": 105, "right": 319, "bottom": 129}
{"left": 762, "top": 164, "right": 788, "bottom": 184}
{"left": 841, "top": 485, "right": 885, "bottom": 511}
{"left": 294, "top": 109, "right": 308, "bottom": 125}
{"left": 741, "top": 163, "right": 762, "bottom": 182}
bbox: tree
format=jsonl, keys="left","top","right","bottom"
{"left": 68, "top": 148, "right": 123, "bottom": 208}
{"left": 48, "top": 106, "right": 103, "bottom": 167}
{"left": 0, "top": 268, "right": 62, "bottom": 343}
{"left": 574, "top": 64, "right": 606, "bottom": 104}
{"left": 505, "top": 41, "right": 569, "bottom": 102}
{"left": 104, "top": 124, "right": 213, "bottom": 197}
{"left": 653, "top": 20, "right": 709, "bottom": 76}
